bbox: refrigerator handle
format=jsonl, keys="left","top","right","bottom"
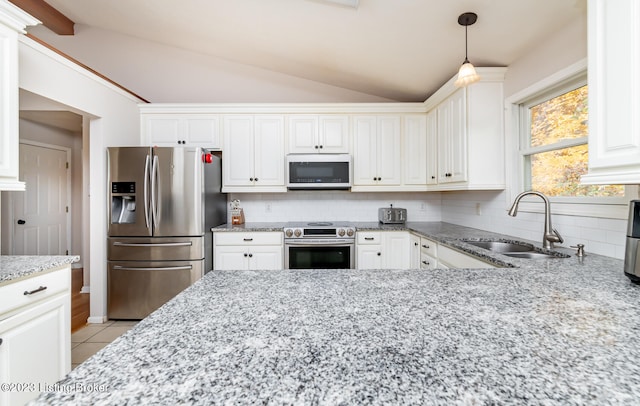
{"left": 144, "top": 154, "right": 151, "bottom": 230}
{"left": 151, "top": 154, "right": 160, "bottom": 230}
{"left": 112, "top": 265, "right": 193, "bottom": 272}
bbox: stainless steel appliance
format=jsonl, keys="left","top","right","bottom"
{"left": 107, "top": 147, "right": 227, "bottom": 319}
{"left": 287, "top": 154, "right": 352, "bottom": 190}
{"left": 378, "top": 205, "right": 407, "bottom": 224}
{"left": 624, "top": 199, "right": 640, "bottom": 283}
{"left": 284, "top": 222, "right": 355, "bottom": 269}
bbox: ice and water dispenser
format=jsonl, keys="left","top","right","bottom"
{"left": 111, "top": 182, "right": 137, "bottom": 224}
{"left": 624, "top": 200, "right": 640, "bottom": 283}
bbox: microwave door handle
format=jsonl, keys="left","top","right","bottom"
{"left": 144, "top": 154, "right": 151, "bottom": 230}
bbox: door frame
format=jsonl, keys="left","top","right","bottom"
{"left": 4, "top": 140, "right": 72, "bottom": 256}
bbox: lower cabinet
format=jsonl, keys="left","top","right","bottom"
{"left": 437, "top": 245, "right": 495, "bottom": 269}
{"left": 356, "top": 231, "right": 410, "bottom": 270}
{"left": 213, "top": 232, "right": 283, "bottom": 270}
{"left": 0, "top": 265, "right": 71, "bottom": 406}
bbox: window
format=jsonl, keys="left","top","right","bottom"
{"left": 512, "top": 64, "right": 636, "bottom": 219}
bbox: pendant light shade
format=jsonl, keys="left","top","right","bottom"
{"left": 454, "top": 12, "right": 480, "bottom": 88}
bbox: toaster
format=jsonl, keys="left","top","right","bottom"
{"left": 378, "top": 205, "right": 407, "bottom": 224}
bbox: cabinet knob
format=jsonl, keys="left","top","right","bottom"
{"left": 377, "top": 252, "right": 381, "bottom": 256}
{"left": 414, "top": 242, "right": 418, "bottom": 246}
{"left": 249, "top": 177, "right": 254, "bottom": 181}
{"left": 254, "top": 178, "right": 258, "bottom": 182}
{"left": 244, "top": 253, "right": 248, "bottom": 257}
{"left": 315, "top": 145, "right": 319, "bottom": 149}
{"left": 319, "top": 145, "right": 323, "bottom": 149}
{"left": 248, "top": 253, "right": 253, "bottom": 258}
{"left": 431, "top": 176, "right": 436, "bottom": 179}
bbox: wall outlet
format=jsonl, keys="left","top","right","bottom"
{"left": 420, "top": 203, "right": 427, "bottom": 211}
{"left": 475, "top": 202, "right": 482, "bottom": 216}
{"left": 265, "top": 202, "right": 272, "bottom": 213}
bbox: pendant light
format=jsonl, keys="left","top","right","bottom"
{"left": 454, "top": 12, "right": 481, "bottom": 87}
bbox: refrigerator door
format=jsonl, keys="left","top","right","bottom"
{"left": 107, "top": 147, "right": 153, "bottom": 237}
{"left": 152, "top": 147, "right": 204, "bottom": 237}
{"left": 107, "top": 259, "right": 203, "bottom": 319}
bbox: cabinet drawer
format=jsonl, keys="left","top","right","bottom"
{"left": 357, "top": 232, "right": 381, "bottom": 244}
{"left": 214, "top": 232, "right": 283, "bottom": 246}
{"left": 420, "top": 237, "right": 438, "bottom": 258}
{"left": 420, "top": 253, "right": 438, "bottom": 270}
{"left": 0, "top": 266, "right": 70, "bottom": 318}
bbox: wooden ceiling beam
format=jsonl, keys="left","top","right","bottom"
{"left": 9, "top": 0, "right": 74, "bottom": 35}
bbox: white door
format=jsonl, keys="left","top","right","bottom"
{"left": 11, "top": 143, "right": 69, "bottom": 255}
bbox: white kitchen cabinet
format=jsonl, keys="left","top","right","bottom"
{"left": 0, "top": 3, "right": 38, "bottom": 191}
{"left": 403, "top": 115, "right": 428, "bottom": 187}
{"left": 353, "top": 116, "right": 402, "bottom": 187}
{"left": 438, "top": 245, "right": 495, "bottom": 269}
{"left": 222, "top": 115, "right": 286, "bottom": 192}
{"left": 213, "top": 232, "right": 283, "bottom": 270}
{"left": 425, "top": 110, "right": 438, "bottom": 185}
{"left": 436, "top": 89, "right": 467, "bottom": 184}
{"left": 424, "top": 67, "right": 507, "bottom": 191}
{"left": 419, "top": 236, "right": 439, "bottom": 270}
{"left": 0, "top": 265, "right": 71, "bottom": 406}
{"left": 141, "top": 114, "right": 222, "bottom": 148}
{"left": 288, "top": 115, "right": 350, "bottom": 154}
{"left": 356, "top": 231, "right": 410, "bottom": 270}
{"left": 581, "top": 0, "right": 640, "bottom": 185}
{"left": 410, "top": 233, "right": 421, "bottom": 268}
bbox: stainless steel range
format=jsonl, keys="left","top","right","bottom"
{"left": 284, "top": 222, "right": 355, "bottom": 269}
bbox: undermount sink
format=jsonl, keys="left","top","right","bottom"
{"left": 464, "top": 240, "right": 534, "bottom": 253}
{"left": 461, "top": 239, "right": 570, "bottom": 260}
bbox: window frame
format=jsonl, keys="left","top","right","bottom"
{"left": 506, "top": 59, "right": 637, "bottom": 220}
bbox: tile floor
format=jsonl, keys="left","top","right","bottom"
{"left": 71, "top": 320, "right": 138, "bottom": 369}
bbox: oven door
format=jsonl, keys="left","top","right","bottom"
{"left": 285, "top": 240, "right": 354, "bottom": 269}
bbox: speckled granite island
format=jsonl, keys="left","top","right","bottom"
{"left": 32, "top": 223, "right": 640, "bottom": 405}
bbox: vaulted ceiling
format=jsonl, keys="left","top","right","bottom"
{"left": 19, "top": 0, "right": 586, "bottom": 102}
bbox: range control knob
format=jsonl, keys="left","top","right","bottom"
{"left": 346, "top": 229, "right": 354, "bottom": 237}
{"left": 294, "top": 229, "right": 302, "bottom": 237}
{"left": 285, "top": 229, "right": 293, "bottom": 238}
{"left": 338, "top": 228, "right": 346, "bottom": 237}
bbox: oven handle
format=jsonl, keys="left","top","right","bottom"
{"left": 285, "top": 240, "right": 354, "bottom": 246}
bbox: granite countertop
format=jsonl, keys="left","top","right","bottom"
{"left": 32, "top": 223, "right": 640, "bottom": 405}
{"left": 0, "top": 255, "right": 80, "bottom": 286}
{"left": 212, "top": 222, "right": 288, "bottom": 232}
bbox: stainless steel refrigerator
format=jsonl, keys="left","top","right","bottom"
{"left": 107, "top": 146, "right": 226, "bottom": 319}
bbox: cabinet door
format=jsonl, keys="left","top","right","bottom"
{"left": 581, "top": 0, "right": 640, "bottom": 184}
{"left": 437, "top": 89, "right": 467, "bottom": 184}
{"left": 352, "top": 116, "right": 378, "bottom": 185}
{"left": 356, "top": 245, "right": 382, "bottom": 269}
{"left": 0, "top": 294, "right": 70, "bottom": 406}
{"left": 288, "top": 116, "right": 318, "bottom": 154}
{"left": 377, "top": 116, "right": 402, "bottom": 185}
{"left": 410, "top": 233, "right": 421, "bottom": 268}
{"left": 184, "top": 116, "right": 222, "bottom": 149}
{"left": 254, "top": 116, "right": 285, "bottom": 186}
{"left": 145, "top": 116, "right": 181, "bottom": 145}
{"left": 223, "top": 116, "right": 255, "bottom": 186}
{"left": 382, "top": 231, "right": 410, "bottom": 269}
{"left": 420, "top": 253, "right": 438, "bottom": 270}
{"left": 249, "top": 245, "right": 283, "bottom": 270}
{"left": 425, "top": 110, "right": 438, "bottom": 185}
{"left": 403, "top": 115, "right": 427, "bottom": 185}
{"left": 318, "top": 115, "right": 350, "bottom": 153}
{"left": 214, "top": 246, "right": 249, "bottom": 270}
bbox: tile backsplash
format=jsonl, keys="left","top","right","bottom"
{"left": 228, "top": 191, "right": 442, "bottom": 223}
{"left": 229, "top": 190, "right": 628, "bottom": 259}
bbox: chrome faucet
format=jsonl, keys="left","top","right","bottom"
{"left": 508, "top": 191, "right": 564, "bottom": 250}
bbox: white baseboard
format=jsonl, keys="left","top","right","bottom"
{"left": 80, "top": 285, "right": 90, "bottom": 294}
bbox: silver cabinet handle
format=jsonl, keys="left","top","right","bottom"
{"left": 113, "top": 265, "right": 192, "bottom": 271}
{"left": 24, "top": 286, "right": 47, "bottom": 296}
{"left": 113, "top": 242, "right": 193, "bottom": 247}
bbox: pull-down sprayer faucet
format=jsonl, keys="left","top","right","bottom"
{"left": 508, "top": 191, "right": 564, "bottom": 250}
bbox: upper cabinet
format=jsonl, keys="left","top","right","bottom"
{"left": 222, "top": 115, "right": 286, "bottom": 193}
{"left": 288, "top": 115, "right": 350, "bottom": 154}
{"left": 581, "top": 0, "right": 640, "bottom": 184}
{"left": 0, "top": 3, "right": 39, "bottom": 191}
{"left": 424, "top": 67, "right": 507, "bottom": 191}
{"left": 353, "top": 115, "right": 402, "bottom": 188}
{"left": 140, "top": 114, "right": 222, "bottom": 149}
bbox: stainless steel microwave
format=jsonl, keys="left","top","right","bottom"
{"left": 286, "top": 154, "right": 352, "bottom": 189}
